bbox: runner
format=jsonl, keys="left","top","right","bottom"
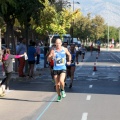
{"left": 63, "top": 42, "right": 69, "bottom": 86}
{"left": 46, "top": 44, "right": 55, "bottom": 88}
{"left": 90, "top": 43, "right": 93, "bottom": 56}
{"left": 80, "top": 44, "right": 86, "bottom": 62}
{"left": 97, "top": 44, "right": 100, "bottom": 55}
{"left": 67, "top": 44, "right": 79, "bottom": 88}
{"left": 47, "top": 39, "right": 71, "bottom": 102}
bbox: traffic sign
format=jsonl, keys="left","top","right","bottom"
{"left": 96, "top": 40, "right": 101, "bottom": 45}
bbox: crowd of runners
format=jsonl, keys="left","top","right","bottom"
{"left": 47, "top": 39, "right": 88, "bottom": 102}
{"left": 0, "top": 38, "right": 100, "bottom": 102}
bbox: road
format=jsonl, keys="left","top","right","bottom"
{"left": 0, "top": 49, "right": 120, "bottom": 120}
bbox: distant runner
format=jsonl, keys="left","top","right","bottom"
{"left": 67, "top": 44, "right": 79, "bottom": 88}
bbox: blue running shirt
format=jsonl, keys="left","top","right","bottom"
{"left": 71, "top": 51, "right": 76, "bottom": 66}
{"left": 53, "top": 47, "right": 66, "bottom": 70}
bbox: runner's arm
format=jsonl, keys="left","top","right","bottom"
{"left": 47, "top": 49, "right": 54, "bottom": 62}
{"left": 65, "top": 48, "right": 71, "bottom": 62}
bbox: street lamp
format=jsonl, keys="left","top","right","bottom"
{"left": 70, "top": 0, "right": 80, "bottom": 43}
{"left": 0, "top": 28, "right": 1, "bottom": 50}
{"left": 119, "top": 28, "right": 120, "bottom": 49}
{"left": 107, "top": 23, "right": 109, "bottom": 50}
{"left": 92, "top": 23, "right": 98, "bottom": 45}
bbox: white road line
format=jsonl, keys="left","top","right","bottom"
{"left": 86, "top": 95, "right": 91, "bottom": 100}
{"left": 111, "top": 53, "right": 119, "bottom": 63}
{"left": 113, "top": 80, "right": 118, "bottom": 82}
{"left": 89, "top": 85, "right": 93, "bottom": 88}
{"left": 111, "top": 55, "right": 119, "bottom": 63}
{"left": 112, "top": 65, "right": 116, "bottom": 66}
{"left": 81, "top": 113, "right": 88, "bottom": 120}
{"left": 92, "top": 72, "right": 95, "bottom": 76}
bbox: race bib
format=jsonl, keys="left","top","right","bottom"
{"left": 56, "top": 58, "right": 65, "bottom": 66}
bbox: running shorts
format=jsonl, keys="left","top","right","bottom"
{"left": 53, "top": 70, "right": 66, "bottom": 75}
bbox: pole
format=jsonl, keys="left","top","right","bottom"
{"left": 119, "top": 29, "right": 120, "bottom": 49}
{"left": 0, "top": 28, "right": 1, "bottom": 50}
{"left": 107, "top": 23, "right": 109, "bottom": 51}
{"left": 71, "top": 0, "right": 74, "bottom": 43}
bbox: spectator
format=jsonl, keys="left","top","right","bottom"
{"left": 27, "top": 41, "right": 37, "bottom": 79}
{"left": 16, "top": 38, "right": 27, "bottom": 77}
{"left": 44, "top": 43, "right": 49, "bottom": 68}
{"left": 36, "top": 42, "right": 40, "bottom": 64}
{"left": 16, "top": 42, "right": 20, "bottom": 52}
{"left": 0, "top": 48, "right": 25, "bottom": 93}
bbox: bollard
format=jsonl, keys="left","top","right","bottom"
{"left": 93, "top": 62, "right": 97, "bottom": 71}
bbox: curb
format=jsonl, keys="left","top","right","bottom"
{"left": 0, "top": 68, "right": 50, "bottom": 81}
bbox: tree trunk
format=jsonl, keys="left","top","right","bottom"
{"left": 24, "top": 25, "right": 29, "bottom": 73}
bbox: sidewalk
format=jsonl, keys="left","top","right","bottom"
{"left": 0, "top": 59, "right": 48, "bottom": 82}
{"left": 101, "top": 47, "right": 120, "bottom": 51}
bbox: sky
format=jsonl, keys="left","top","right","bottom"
{"left": 69, "top": 0, "right": 120, "bottom": 27}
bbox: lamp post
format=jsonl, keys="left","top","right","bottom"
{"left": 71, "top": 0, "right": 80, "bottom": 43}
{"left": 0, "top": 28, "right": 1, "bottom": 50}
{"left": 107, "top": 23, "right": 109, "bottom": 50}
{"left": 92, "top": 23, "right": 98, "bottom": 45}
{"left": 119, "top": 29, "right": 120, "bottom": 49}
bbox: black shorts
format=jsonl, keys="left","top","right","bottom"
{"left": 28, "top": 60, "right": 35, "bottom": 64}
{"left": 50, "top": 66, "right": 53, "bottom": 69}
{"left": 82, "top": 53, "right": 85, "bottom": 56}
{"left": 67, "top": 66, "right": 71, "bottom": 69}
{"left": 53, "top": 70, "right": 66, "bottom": 76}
{"left": 79, "top": 51, "right": 82, "bottom": 55}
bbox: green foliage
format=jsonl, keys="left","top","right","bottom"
{"left": 35, "top": 0, "right": 73, "bottom": 36}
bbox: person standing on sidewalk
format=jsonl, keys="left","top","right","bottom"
{"left": 0, "top": 49, "right": 25, "bottom": 93}
{"left": 36, "top": 42, "right": 40, "bottom": 64}
{"left": 48, "top": 39, "right": 71, "bottom": 102}
{"left": 17, "top": 38, "right": 27, "bottom": 77}
{"left": 27, "top": 41, "right": 37, "bottom": 79}
{"left": 44, "top": 43, "right": 49, "bottom": 68}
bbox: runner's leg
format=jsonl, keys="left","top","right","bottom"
{"left": 54, "top": 75, "right": 60, "bottom": 96}
{"left": 69, "top": 66, "right": 75, "bottom": 88}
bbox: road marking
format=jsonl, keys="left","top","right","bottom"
{"left": 36, "top": 95, "right": 57, "bottom": 120}
{"left": 111, "top": 54, "right": 119, "bottom": 63}
{"left": 112, "top": 65, "right": 116, "bottom": 66}
{"left": 86, "top": 95, "right": 91, "bottom": 100}
{"left": 92, "top": 72, "right": 95, "bottom": 76}
{"left": 89, "top": 85, "right": 93, "bottom": 88}
{"left": 113, "top": 80, "right": 118, "bottom": 82}
{"left": 81, "top": 113, "right": 88, "bottom": 120}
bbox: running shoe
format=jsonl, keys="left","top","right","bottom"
{"left": 51, "top": 80, "right": 55, "bottom": 83}
{"left": 57, "top": 95, "right": 62, "bottom": 102}
{"left": 61, "top": 90, "right": 66, "bottom": 98}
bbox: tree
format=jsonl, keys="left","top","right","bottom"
{"left": 0, "top": 0, "right": 16, "bottom": 48}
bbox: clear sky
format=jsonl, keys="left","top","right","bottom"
{"left": 69, "top": 0, "right": 120, "bottom": 27}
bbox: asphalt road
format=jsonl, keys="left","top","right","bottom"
{"left": 1, "top": 49, "right": 120, "bottom": 120}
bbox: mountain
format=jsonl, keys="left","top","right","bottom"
{"left": 72, "top": 0, "right": 120, "bottom": 27}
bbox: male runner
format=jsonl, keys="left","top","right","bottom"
{"left": 48, "top": 39, "right": 71, "bottom": 102}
